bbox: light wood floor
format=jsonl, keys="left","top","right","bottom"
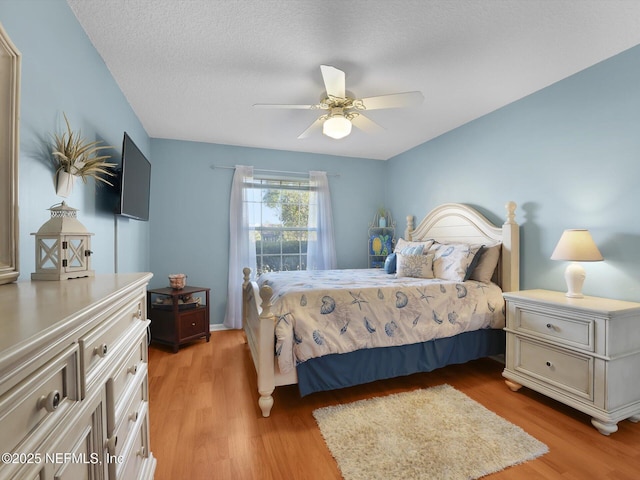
{"left": 148, "top": 330, "right": 640, "bottom": 480}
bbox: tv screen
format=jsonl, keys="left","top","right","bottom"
{"left": 117, "top": 132, "right": 151, "bottom": 221}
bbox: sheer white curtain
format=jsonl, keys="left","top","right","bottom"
{"left": 307, "top": 171, "right": 337, "bottom": 270}
{"left": 224, "top": 165, "right": 257, "bottom": 329}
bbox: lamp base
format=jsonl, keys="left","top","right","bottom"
{"left": 564, "top": 262, "right": 586, "bottom": 298}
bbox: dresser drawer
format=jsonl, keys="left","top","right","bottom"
{"left": 106, "top": 324, "right": 149, "bottom": 436}
{"left": 514, "top": 337, "right": 594, "bottom": 401}
{"left": 118, "top": 404, "right": 150, "bottom": 480}
{"left": 510, "top": 304, "right": 594, "bottom": 351}
{"left": 112, "top": 375, "right": 146, "bottom": 457}
{"left": 79, "top": 295, "right": 145, "bottom": 393}
{"left": 0, "top": 344, "right": 79, "bottom": 456}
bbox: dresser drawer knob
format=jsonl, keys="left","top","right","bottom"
{"left": 94, "top": 343, "right": 108, "bottom": 357}
{"left": 106, "top": 435, "right": 118, "bottom": 451}
{"left": 546, "top": 323, "right": 553, "bottom": 329}
{"left": 129, "top": 411, "right": 139, "bottom": 422}
{"left": 546, "top": 361, "right": 553, "bottom": 367}
{"left": 137, "top": 446, "right": 146, "bottom": 457}
{"left": 37, "top": 390, "right": 61, "bottom": 413}
{"left": 128, "top": 364, "right": 138, "bottom": 375}
{"left": 191, "top": 322, "right": 196, "bottom": 327}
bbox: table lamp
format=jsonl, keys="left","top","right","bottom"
{"left": 550, "top": 229, "right": 603, "bottom": 298}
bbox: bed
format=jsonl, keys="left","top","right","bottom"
{"left": 242, "top": 201, "right": 519, "bottom": 417}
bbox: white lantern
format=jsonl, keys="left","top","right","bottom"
{"left": 31, "top": 202, "right": 95, "bottom": 281}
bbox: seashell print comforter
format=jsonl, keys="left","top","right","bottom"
{"left": 257, "top": 269, "right": 505, "bottom": 374}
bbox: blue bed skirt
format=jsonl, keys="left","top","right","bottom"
{"left": 296, "top": 328, "right": 505, "bottom": 397}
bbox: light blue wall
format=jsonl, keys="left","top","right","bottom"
{"left": 6, "top": 0, "right": 640, "bottom": 326}
{"left": 388, "top": 45, "right": 640, "bottom": 302}
{"left": 1, "top": 0, "right": 151, "bottom": 279}
{"left": 149, "top": 139, "right": 386, "bottom": 324}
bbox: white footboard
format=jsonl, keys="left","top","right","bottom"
{"left": 242, "top": 268, "right": 297, "bottom": 417}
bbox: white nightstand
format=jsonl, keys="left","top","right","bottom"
{"left": 502, "top": 289, "right": 640, "bottom": 435}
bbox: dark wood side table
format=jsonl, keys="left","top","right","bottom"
{"left": 147, "top": 285, "right": 211, "bottom": 353}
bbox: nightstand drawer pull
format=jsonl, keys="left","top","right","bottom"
{"left": 546, "top": 323, "right": 552, "bottom": 329}
{"left": 37, "top": 390, "right": 61, "bottom": 413}
{"left": 128, "top": 364, "right": 138, "bottom": 375}
{"left": 129, "top": 411, "right": 139, "bottom": 422}
{"left": 546, "top": 361, "right": 553, "bottom": 367}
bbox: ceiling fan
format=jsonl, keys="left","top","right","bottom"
{"left": 254, "top": 65, "right": 424, "bottom": 140}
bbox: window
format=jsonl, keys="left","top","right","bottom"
{"left": 246, "top": 177, "right": 311, "bottom": 274}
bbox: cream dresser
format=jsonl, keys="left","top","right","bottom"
{"left": 503, "top": 289, "right": 640, "bottom": 435}
{"left": 0, "top": 273, "right": 156, "bottom": 479}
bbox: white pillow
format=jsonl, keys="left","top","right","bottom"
{"left": 431, "top": 243, "right": 484, "bottom": 282}
{"left": 395, "top": 238, "right": 434, "bottom": 254}
{"left": 470, "top": 243, "right": 501, "bottom": 283}
{"left": 396, "top": 253, "right": 435, "bottom": 279}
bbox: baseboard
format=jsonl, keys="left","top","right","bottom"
{"left": 210, "top": 323, "right": 230, "bottom": 332}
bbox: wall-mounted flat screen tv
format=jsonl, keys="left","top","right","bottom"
{"left": 117, "top": 132, "right": 151, "bottom": 221}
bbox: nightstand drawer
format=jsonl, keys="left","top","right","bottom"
{"left": 179, "top": 308, "right": 208, "bottom": 338}
{"left": 511, "top": 305, "right": 594, "bottom": 351}
{"left": 515, "top": 337, "right": 593, "bottom": 401}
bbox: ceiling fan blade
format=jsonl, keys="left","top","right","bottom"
{"left": 357, "top": 91, "right": 424, "bottom": 110}
{"left": 297, "top": 117, "right": 324, "bottom": 139}
{"left": 253, "top": 103, "right": 317, "bottom": 109}
{"left": 350, "top": 113, "right": 384, "bottom": 134}
{"left": 320, "top": 65, "right": 346, "bottom": 99}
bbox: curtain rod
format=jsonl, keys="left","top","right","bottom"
{"left": 210, "top": 164, "right": 340, "bottom": 177}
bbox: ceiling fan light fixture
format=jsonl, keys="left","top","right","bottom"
{"left": 323, "top": 114, "right": 352, "bottom": 139}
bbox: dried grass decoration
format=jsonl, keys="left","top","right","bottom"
{"left": 52, "top": 113, "right": 117, "bottom": 196}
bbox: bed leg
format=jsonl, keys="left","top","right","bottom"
{"left": 257, "top": 284, "right": 276, "bottom": 417}
{"left": 258, "top": 391, "right": 274, "bottom": 417}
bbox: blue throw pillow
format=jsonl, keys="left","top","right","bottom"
{"left": 384, "top": 253, "right": 397, "bottom": 274}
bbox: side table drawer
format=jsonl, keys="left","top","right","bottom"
{"left": 510, "top": 305, "right": 594, "bottom": 351}
{"left": 179, "top": 308, "right": 208, "bottom": 339}
{"left": 515, "top": 336, "right": 594, "bottom": 401}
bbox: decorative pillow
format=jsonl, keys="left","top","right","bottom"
{"left": 394, "top": 238, "right": 434, "bottom": 254}
{"left": 469, "top": 243, "right": 501, "bottom": 283}
{"left": 396, "top": 253, "right": 435, "bottom": 279}
{"left": 399, "top": 244, "right": 424, "bottom": 255}
{"left": 431, "top": 243, "right": 484, "bottom": 282}
{"left": 384, "top": 253, "right": 397, "bottom": 274}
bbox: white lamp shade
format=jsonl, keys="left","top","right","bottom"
{"left": 323, "top": 115, "right": 352, "bottom": 139}
{"left": 550, "top": 229, "right": 603, "bottom": 262}
{"left": 551, "top": 229, "right": 603, "bottom": 298}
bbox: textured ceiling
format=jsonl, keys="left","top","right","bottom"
{"left": 67, "top": 0, "right": 640, "bottom": 160}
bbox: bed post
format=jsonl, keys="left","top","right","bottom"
{"left": 405, "top": 215, "right": 415, "bottom": 241}
{"left": 501, "top": 201, "right": 520, "bottom": 292}
{"left": 257, "top": 285, "right": 276, "bottom": 417}
{"left": 242, "top": 268, "right": 251, "bottom": 327}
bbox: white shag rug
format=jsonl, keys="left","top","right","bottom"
{"left": 313, "top": 384, "right": 548, "bottom": 480}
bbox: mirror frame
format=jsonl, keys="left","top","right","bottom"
{"left": 0, "top": 22, "right": 20, "bottom": 285}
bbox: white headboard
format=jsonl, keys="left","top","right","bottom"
{"left": 405, "top": 201, "right": 519, "bottom": 292}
